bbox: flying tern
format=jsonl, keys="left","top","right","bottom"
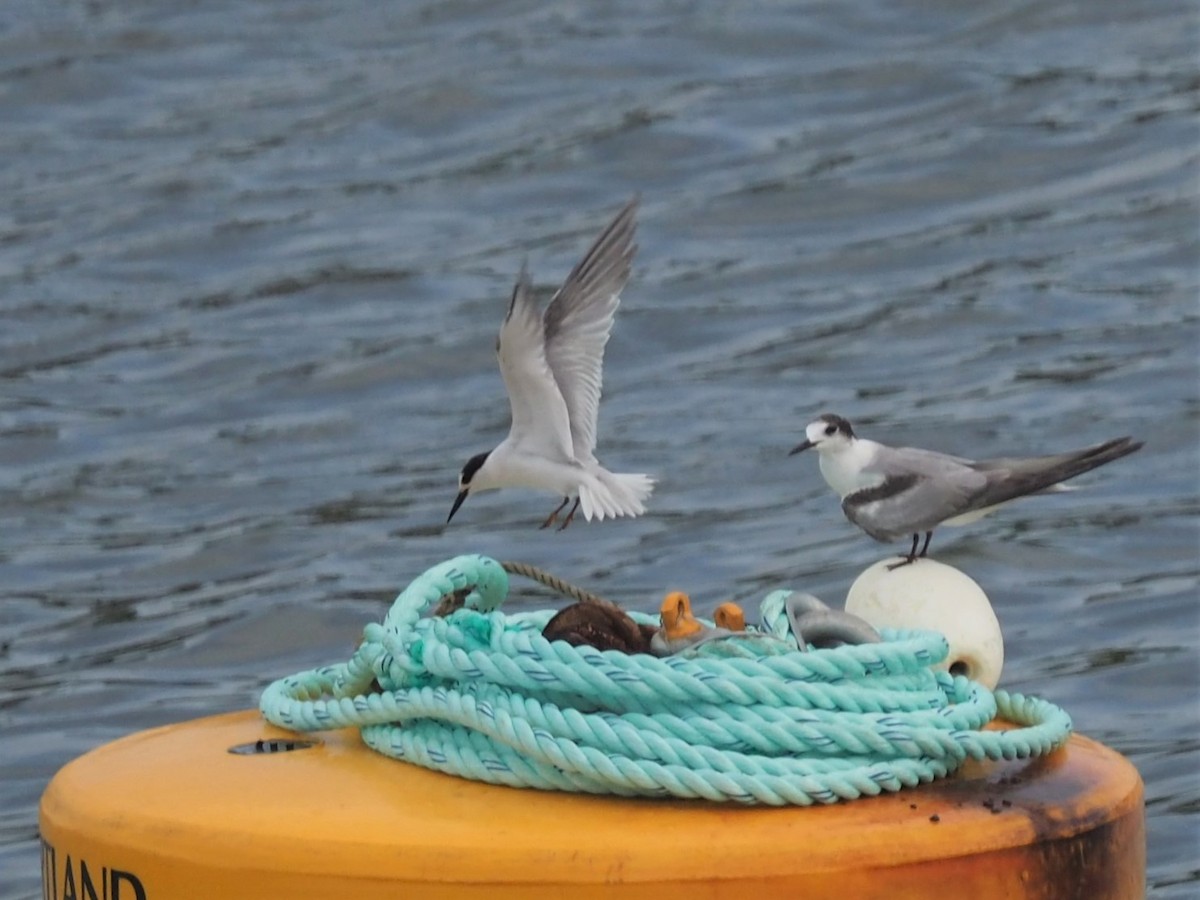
{"left": 447, "top": 197, "right": 654, "bottom": 529}
{"left": 789, "top": 413, "right": 1142, "bottom": 567}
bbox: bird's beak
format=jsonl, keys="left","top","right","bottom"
{"left": 788, "top": 439, "right": 814, "bottom": 456}
{"left": 447, "top": 489, "right": 469, "bottom": 524}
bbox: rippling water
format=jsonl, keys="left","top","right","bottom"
{"left": 2, "top": 1, "right": 1197, "bottom": 896}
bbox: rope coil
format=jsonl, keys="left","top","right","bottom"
{"left": 260, "top": 554, "right": 1072, "bottom": 805}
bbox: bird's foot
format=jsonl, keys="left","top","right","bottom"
{"left": 556, "top": 497, "right": 581, "bottom": 531}
{"left": 539, "top": 497, "right": 571, "bottom": 530}
{"left": 887, "top": 532, "right": 932, "bottom": 569}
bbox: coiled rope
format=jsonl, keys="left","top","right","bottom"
{"left": 260, "top": 554, "right": 1072, "bottom": 805}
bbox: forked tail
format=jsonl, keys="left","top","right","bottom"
{"left": 973, "top": 436, "right": 1144, "bottom": 510}
{"left": 578, "top": 469, "right": 656, "bottom": 521}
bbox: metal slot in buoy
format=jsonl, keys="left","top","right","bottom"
{"left": 228, "top": 738, "right": 320, "bottom": 756}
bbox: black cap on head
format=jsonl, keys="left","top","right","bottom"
{"left": 460, "top": 451, "right": 490, "bottom": 486}
{"left": 790, "top": 413, "right": 855, "bottom": 456}
{"left": 447, "top": 451, "right": 490, "bottom": 524}
{"left": 817, "top": 413, "right": 855, "bottom": 438}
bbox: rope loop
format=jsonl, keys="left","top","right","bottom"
{"left": 260, "top": 554, "right": 1072, "bottom": 805}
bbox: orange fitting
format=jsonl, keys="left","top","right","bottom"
{"left": 714, "top": 602, "right": 746, "bottom": 632}
{"left": 659, "top": 592, "right": 702, "bottom": 640}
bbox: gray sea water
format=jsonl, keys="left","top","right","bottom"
{"left": 2, "top": 1, "right": 1197, "bottom": 896}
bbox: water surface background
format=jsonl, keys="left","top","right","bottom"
{"left": 2, "top": 1, "right": 1197, "bottom": 895}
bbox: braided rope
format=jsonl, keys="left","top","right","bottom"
{"left": 500, "top": 560, "right": 610, "bottom": 606}
{"left": 260, "top": 554, "right": 1072, "bottom": 805}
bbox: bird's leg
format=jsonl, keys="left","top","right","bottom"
{"left": 539, "top": 496, "right": 571, "bottom": 530}
{"left": 887, "top": 533, "right": 921, "bottom": 570}
{"left": 918, "top": 531, "right": 933, "bottom": 558}
{"left": 557, "top": 497, "right": 581, "bottom": 531}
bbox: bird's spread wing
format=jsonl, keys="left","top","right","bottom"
{"left": 542, "top": 196, "right": 638, "bottom": 462}
{"left": 496, "top": 265, "right": 574, "bottom": 461}
{"left": 842, "top": 447, "right": 988, "bottom": 540}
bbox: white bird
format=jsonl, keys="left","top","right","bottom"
{"left": 447, "top": 197, "right": 654, "bottom": 530}
{"left": 789, "top": 413, "right": 1142, "bottom": 567}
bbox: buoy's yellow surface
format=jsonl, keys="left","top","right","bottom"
{"left": 40, "top": 710, "right": 1144, "bottom": 900}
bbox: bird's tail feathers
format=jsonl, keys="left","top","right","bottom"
{"left": 1034, "top": 483, "right": 1077, "bottom": 496}
{"left": 607, "top": 471, "right": 656, "bottom": 508}
{"left": 578, "top": 470, "right": 656, "bottom": 521}
{"left": 975, "top": 436, "right": 1142, "bottom": 507}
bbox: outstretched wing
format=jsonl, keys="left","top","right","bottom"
{"left": 542, "top": 196, "right": 639, "bottom": 462}
{"left": 496, "top": 265, "right": 574, "bottom": 461}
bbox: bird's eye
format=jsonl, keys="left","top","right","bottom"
{"left": 824, "top": 424, "right": 837, "bottom": 436}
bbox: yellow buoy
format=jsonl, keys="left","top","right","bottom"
{"left": 40, "top": 710, "right": 1144, "bottom": 899}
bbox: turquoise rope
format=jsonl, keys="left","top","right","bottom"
{"left": 259, "top": 554, "right": 1072, "bottom": 805}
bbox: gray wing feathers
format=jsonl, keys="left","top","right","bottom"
{"left": 843, "top": 464, "right": 987, "bottom": 541}
{"left": 497, "top": 266, "right": 574, "bottom": 460}
{"left": 965, "top": 436, "right": 1142, "bottom": 510}
{"left": 543, "top": 196, "right": 639, "bottom": 461}
{"left": 843, "top": 436, "right": 1143, "bottom": 540}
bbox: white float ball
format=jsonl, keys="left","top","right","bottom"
{"left": 845, "top": 558, "right": 1004, "bottom": 690}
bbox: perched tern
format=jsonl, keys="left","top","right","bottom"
{"left": 789, "top": 413, "right": 1143, "bottom": 567}
{"left": 447, "top": 197, "right": 655, "bottom": 529}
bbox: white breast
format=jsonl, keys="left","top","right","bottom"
{"left": 818, "top": 439, "right": 884, "bottom": 498}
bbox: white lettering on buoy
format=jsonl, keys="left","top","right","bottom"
{"left": 40, "top": 840, "right": 147, "bottom": 900}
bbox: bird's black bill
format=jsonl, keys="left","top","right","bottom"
{"left": 788, "top": 439, "right": 814, "bottom": 456}
{"left": 447, "top": 489, "right": 469, "bottom": 524}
